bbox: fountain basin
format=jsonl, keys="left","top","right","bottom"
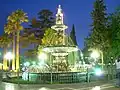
{"left": 42, "top": 45, "right": 79, "bottom": 53}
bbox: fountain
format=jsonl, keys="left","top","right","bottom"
{"left": 41, "top": 5, "right": 82, "bottom": 72}
{"left": 22, "top": 5, "right": 84, "bottom": 83}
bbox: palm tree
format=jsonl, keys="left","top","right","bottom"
{"left": 4, "top": 21, "right": 16, "bottom": 70}
{"left": 0, "top": 34, "right": 11, "bottom": 70}
{"left": 4, "top": 9, "right": 28, "bottom": 71}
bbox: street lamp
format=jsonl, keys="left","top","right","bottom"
{"left": 90, "top": 49, "right": 104, "bottom": 69}
{"left": 90, "top": 50, "right": 100, "bottom": 60}
{"left": 4, "top": 52, "right": 14, "bottom": 70}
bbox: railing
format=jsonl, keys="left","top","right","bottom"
{"left": 28, "top": 72, "right": 87, "bottom": 84}
{"left": 0, "top": 64, "right": 117, "bottom": 84}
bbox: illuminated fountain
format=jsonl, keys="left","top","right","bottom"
{"left": 22, "top": 5, "right": 84, "bottom": 82}
{"left": 41, "top": 5, "right": 82, "bottom": 72}
{"left": 23, "top": 5, "right": 83, "bottom": 74}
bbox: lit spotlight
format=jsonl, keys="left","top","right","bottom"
{"left": 39, "top": 87, "right": 47, "bottom": 90}
{"left": 91, "top": 86, "right": 101, "bottom": 90}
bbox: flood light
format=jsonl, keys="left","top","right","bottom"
{"left": 94, "top": 68, "right": 103, "bottom": 76}
{"left": 91, "top": 50, "right": 100, "bottom": 59}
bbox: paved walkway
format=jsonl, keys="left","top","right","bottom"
{"left": 0, "top": 80, "right": 119, "bottom": 90}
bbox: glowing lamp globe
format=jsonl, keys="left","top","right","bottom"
{"left": 4, "top": 52, "right": 14, "bottom": 60}
{"left": 91, "top": 50, "right": 100, "bottom": 59}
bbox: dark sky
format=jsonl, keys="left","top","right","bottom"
{"left": 0, "top": 0, "right": 120, "bottom": 49}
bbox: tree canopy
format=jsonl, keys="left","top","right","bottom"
{"left": 87, "top": 0, "right": 108, "bottom": 51}
{"left": 105, "top": 8, "right": 120, "bottom": 60}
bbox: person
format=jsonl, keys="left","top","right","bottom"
{"left": 115, "top": 56, "right": 120, "bottom": 87}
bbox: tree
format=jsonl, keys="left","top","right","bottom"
{"left": 4, "top": 9, "right": 28, "bottom": 70}
{"left": 4, "top": 21, "right": 16, "bottom": 70}
{"left": 28, "top": 17, "right": 43, "bottom": 40}
{"left": 90, "top": 0, "right": 108, "bottom": 49}
{"left": 70, "top": 24, "right": 77, "bottom": 45}
{"left": 38, "top": 9, "right": 55, "bottom": 30}
{"left": 41, "top": 28, "right": 63, "bottom": 46}
{"left": 84, "top": 0, "right": 109, "bottom": 64}
{"left": 0, "top": 34, "right": 11, "bottom": 70}
{"left": 30, "top": 18, "right": 40, "bottom": 28}
{"left": 22, "top": 9, "right": 55, "bottom": 58}
{"left": 28, "top": 9, "right": 55, "bottom": 40}
{"left": 105, "top": 8, "right": 120, "bottom": 61}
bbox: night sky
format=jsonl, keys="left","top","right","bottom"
{"left": 0, "top": 0, "right": 120, "bottom": 49}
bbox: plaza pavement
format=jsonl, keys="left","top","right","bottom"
{"left": 0, "top": 80, "right": 119, "bottom": 90}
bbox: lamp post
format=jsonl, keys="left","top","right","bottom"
{"left": 4, "top": 52, "right": 14, "bottom": 70}
{"left": 90, "top": 50, "right": 100, "bottom": 62}
{"left": 91, "top": 50, "right": 100, "bottom": 58}
{"left": 90, "top": 49, "right": 104, "bottom": 69}
{"left": 100, "top": 51, "right": 104, "bottom": 69}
